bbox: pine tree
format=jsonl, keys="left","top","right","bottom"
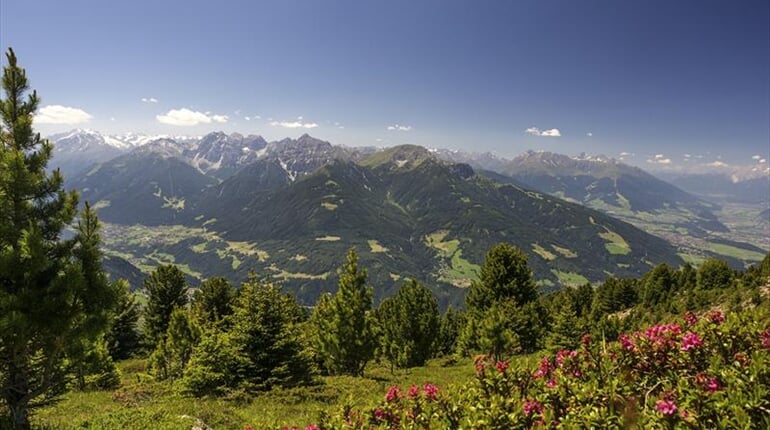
{"left": 313, "top": 248, "right": 376, "bottom": 376}
{"left": 192, "top": 277, "right": 236, "bottom": 327}
{"left": 547, "top": 300, "right": 583, "bottom": 352}
{"left": 149, "top": 307, "right": 200, "bottom": 380}
{"left": 641, "top": 264, "right": 674, "bottom": 307}
{"left": 227, "top": 277, "right": 314, "bottom": 390}
{"left": 696, "top": 258, "right": 734, "bottom": 290}
{"left": 436, "top": 306, "right": 465, "bottom": 357}
{"left": 466, "top": 243, "right": 538, "bottom": 312}
{"left": 0, "top": 48, "right": 116, "bottom": 429}
{"left": 377, "top": 279, "right": 440, "bottom": 368}
{"left": 143, "top": 264, "right": 188, "bottom": 345}
{"left": 461, "top": 243, "right": 541, "bottom": 358}
{"left": 105, "top": 279, "right": 141, "bottom": 360}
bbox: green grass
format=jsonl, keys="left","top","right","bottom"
{"left": 705, "top": 243, "right": 766, "bottom": 262}
{"left": 551, "top": 269, "right": 590, "bottom": 286}
{"left": 551, "top": 245, "right": 577, "bottom": 258}
{"left": 532, "top": 243, "right": 556, "bottom": 261}
{"left": 598, "top": 229, "right": 631, "bottom": 255}
{"left": 424, "top": 231, "right": 480, "bottom": 288}
{"left": 34, "top": 358, "right": 482, "bottom": 430}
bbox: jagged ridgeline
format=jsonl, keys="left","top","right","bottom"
{"left": 63, "top": 132, "right": 684, "bottom": 307}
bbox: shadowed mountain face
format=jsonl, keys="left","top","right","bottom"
{"left": 71, "top": 142, "right": 685, "bottom": 308}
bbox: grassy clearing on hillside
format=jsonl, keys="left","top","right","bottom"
{"left": 424, "top": 231, "right": 480, "bottom": 288}
{"left": 531, "top": 243, "right": 556, "bottom": 261}
{"left": 34, "top": 358, "right": 490, "bottom": 430}
{"left": 598, "top": 228, "right": 631, "bottom": 255}
{"left": 551, "top": 244, "right": 577, "bottom": 258}
{"left": 706, "top": 242, "right": 766, "bottom": 262}
{"left": 550, "top": 269, "right": 589, "bottom": 286}
{"left": 367, "top": 239, "right": 388, "bottom": 253}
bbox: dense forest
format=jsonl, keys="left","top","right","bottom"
{"left": 1, "top": 48, "right": 770, "bottom": 430}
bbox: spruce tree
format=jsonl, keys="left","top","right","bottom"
{"left": 313, "top": 248, "right": 376, "bottom": 376}
{"left": 377, "top": 279, "right": 440, "bottom": 368}
{"left": 105, "top": 279, "right": 141, "bottom": 360}
{"left": 696, "top": 258, "right": 734, "bottom": 290}
{"left": 143, "top": 264, "right": 188, "bottom": 345}
{"left": 436, "top": 306, "right": 465, "bottom": 357}
{"left": 0, "top": 48, "right": 116, "bottom": 429}
{"left": 192, "top": 276, "right": 235, "bottom": 327}
{"left": 461, "top": 243, "right": 541, "bottom": 358}
{"left": 149, "top": 307, "right": 200, "bottom": 380}
{"left": 219, "top": 277, "right": 313, "bottom": 391}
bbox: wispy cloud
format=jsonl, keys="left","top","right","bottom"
{"left": 141, "top": 97, "right": 159, "bottom": 103}
{"left": 707, "top": 160, "right": 729, "bottom": 167}
{"left": 34, "top": 105, "right": 93, "bottom": 124}
{"left": 387, "top": 124, "right": 412, "bottom": 131}
{"left": 156, "top": 108, "right": 228, "bottom": 126}
{"left": 525, "top": 127, "right": 561, "bottom": 137}
{"left": 647, "top": 154, "right": 672, "bottom": 164}
{"left": 269, "top": 120, "right": 318, "bottom": 129}
{"left": 752, "top": 155, "right": 762, "bottom": 161}
{"left": 586, "top": 132, "right": 593, "bottom": 137}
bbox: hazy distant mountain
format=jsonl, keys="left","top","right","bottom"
{"left": 49, "top": 129, "right": 130, "bottom": 177}
{"left": 441, "top": 150, "right": 726, "bottom": 234}
{"left": 667, "top": 173, "right": 770, "bottom": 205}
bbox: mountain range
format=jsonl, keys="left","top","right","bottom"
{"left": 50, "top": 130, "right": 769, "bottom": 306}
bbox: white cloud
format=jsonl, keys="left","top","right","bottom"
{"left": 269, "top": 120, "right": 318, "bottom": 129}
{"left": 586, "top": 132, "right": 593, "bottom": 137}
{"left": 647, "top": 155, "right": 672, "bottom": 164}
{"left": 619, "top": 152, "right": 634, "bottom": 157}
{"left": 752, "top": 155, "right": 762, "bottom": 161}
{"left": 244, "top": 116, "right": 251, "bottom": 121}
{"left": 156, "top": 108, "right": 229, "bottom": 126}
{"left": 684, "top": 154, "right": 691, "bottom": 158}
{"left": 141, "top": 97, "right": 159, "bottom": 103}
{"left": 110, "top": 117, "right": 116, "bottom": 122}
{"left": 387, "top": 124, "right": 412, "bottom": 131}
{"left": 706, "top": 160, "right": 729, "bottom": 167}
{"left": 760, "top": 159, "right": 767, "bottom": 163}
{"left": 34, "top": 105, "right": 93, "bottom": 124}
{"left": 525, "top": 127, "right": 561, "bottom": 137}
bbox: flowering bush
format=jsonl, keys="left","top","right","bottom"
{"left": 257, "top": 309, "right": 770, "bottom": 429}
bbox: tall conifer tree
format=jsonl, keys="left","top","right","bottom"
{"left": 313, "top": 249, "right": 376, "bottom": 376}
{"left": 0, "top": 48, "right": 116, "bottom": 429}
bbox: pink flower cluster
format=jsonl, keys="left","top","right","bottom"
{"left": 385, "top": 386, "right": 401, "bottom": 402}
{"left": 761, "top": 329, "right": 770, "bottom": 348}
{"left": 386, "top": 383, "right": 439, "bottom": 403}
{"left": 522, "top": 399, "right": 543, "bottom": 416}
{"left": 684, "top": 311, "right": 698, "bottom": 326}
{"left": 695, "top": 372, "right": 722, "bottom": 394}
{"left": 708, "top": 310, "right": 725, "bottom": 324}
{"left": 680, "top": 332, "right": 703, "bottom": 352}
{"left": 619, "top": 334, "right": 635, "bottom": 351}
{"left": 656, "top": 399, "right": 678, "bottom": 415}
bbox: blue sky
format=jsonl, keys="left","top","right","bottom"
{"left": 1, "top": 0, "right": 768, "bottom": 169}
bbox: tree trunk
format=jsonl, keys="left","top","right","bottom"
{"left": 9, "top": 403, "right": 31, "bottom": 430}
{"left": 6, "top": 359, "right": 31, "bottom": 430}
